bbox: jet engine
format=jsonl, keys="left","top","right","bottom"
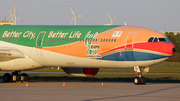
{"left": 62, "top": 67, "right": 99, "bottom": 77}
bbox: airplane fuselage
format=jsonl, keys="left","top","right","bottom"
{"left": 0, "top": 25, "right": 175, "bottom": 71}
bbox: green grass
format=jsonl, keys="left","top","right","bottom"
{"left": 158, "top": 62, "right": 180, "bottom": 65}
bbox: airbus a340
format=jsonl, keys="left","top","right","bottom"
{"left": 0, "top": 25, "right": 175, "bottom": 85}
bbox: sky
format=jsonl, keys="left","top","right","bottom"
{"left": 0, "top": 0, "right": 180, "bottom": 31}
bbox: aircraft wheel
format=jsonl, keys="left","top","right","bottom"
{"left": 21, "top": 73, "right": 28, "bottom": 81}
{"left": 141, "top": 76, "right": 146, "bottom": 85}
{"left": 134, "top": 77, "right": 141, "bottom": 85}
{"left": 3, "top": 73, "right": 11, "bottom": 82}
{"left": 12, "top": 74, "right": 20, "bottom": 82}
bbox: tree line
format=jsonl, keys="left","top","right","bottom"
{"left": 165, "top": 32, "right": 180, "bottom": 62}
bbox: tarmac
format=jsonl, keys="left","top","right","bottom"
{"left": 0, "top": 82, "right": 180, "bottom": 101}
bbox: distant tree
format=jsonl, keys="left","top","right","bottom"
{"left": 167, "top": 35, "right": 176, "bottom": 45}
{"left": 175, "top": 42, "right": 180, "bottom": 53}
{"left": 167, "top": 53, "right": 180, "bottom": 62}
{"left": 165, "top": 32, "right": 169, "bottom": 36}
{"left": 177, "top": 32, "right": 180, "bottom": 36}
{"left": 164, "top": 32, "right": 180, "bottom": 62}
{"left": 169, "top": 32, "right": 175, "bottom": 36}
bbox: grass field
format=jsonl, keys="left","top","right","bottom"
{"left": 0, "top": 62, "right": 180, "bottom": 83}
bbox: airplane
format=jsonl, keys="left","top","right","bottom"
{"left": 0, "top": 25, "right": 175, "bottom": 85}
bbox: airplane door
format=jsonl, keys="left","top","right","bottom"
{"left": 35, "top": 31, "right": 48, "bottom": 65}
{"left": 124, "top": 32, "right": 137, "bottom": 61}
{"left": 36, "top": 31, "right": 46, "bottom": 48}
{"left": 125, "top": 32, "right": 137, "bottom": 49}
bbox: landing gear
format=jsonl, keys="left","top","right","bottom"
{"left": 3, "top": 73, "right": 12, "bottom": 82}
{"left": 21, "top": 73, "right": 28, "bottom": 81}
{"left": 133, "top": 66, "right": 148, "bottom": 85}
{"left": 3, "top": 71, "right": 28, "bottom": 82}
{"left": 134, "top": 76, "right": 146, "bottom": 85}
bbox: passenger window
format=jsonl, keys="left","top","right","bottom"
{"left": 148, "top": 37, "right": 154, "bottom": 42}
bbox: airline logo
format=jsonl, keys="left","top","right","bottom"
{"left": 112, "top": 31, "right": 122, "bottom": 37}
{"left": 84, "top": 31, "right": 101, "bottom": 58}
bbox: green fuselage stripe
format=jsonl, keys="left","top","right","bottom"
{"left": 0, "top": 25, "right": 121, "bottom": 47}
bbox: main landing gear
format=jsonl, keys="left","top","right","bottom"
{"left": 3, "top": 71, "right": 28, "bottom": 82}
{"left": 133, "top": 66, "right": 149, "bottom": 85}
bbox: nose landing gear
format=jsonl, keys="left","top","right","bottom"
{"left": 3, "top": 71, "right": 28, "bottom": 82}
{"left": 134, "top": 66, "right": 148, "bottom": 85}
{"left": 134, "top": 74, "right": 146, "bottom": 85}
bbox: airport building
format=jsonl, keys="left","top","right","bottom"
{"left": 160, "top": 31, "right": 180, "bottom": 35}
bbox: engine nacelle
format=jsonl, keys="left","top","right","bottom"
{"left": 62, "top": 67, "right": 99, "bottom": 77}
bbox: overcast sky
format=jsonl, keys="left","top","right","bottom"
{"left": 0, "top": 0, "right": 179, "bottom": 31}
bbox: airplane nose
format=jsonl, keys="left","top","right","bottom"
{"left": 172, "top": 48, "right": 176, "bottom": 52}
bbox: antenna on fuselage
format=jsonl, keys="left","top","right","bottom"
{"left": 102, "top": 8, "right": 123, "bottom": 25}
{"left": 124, "top": 22, "right": 127, "bottom": 26}
{"left": 67, "top": 2, "right": 88, "bottom": 25}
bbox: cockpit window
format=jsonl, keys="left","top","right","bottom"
{"left": 158, "top": 38, "right": 166, "bottom": 42}
{"left": 153, "top": 37, "right": 158, "bottom": 42}
{"left": 148, "top": 37, "right": 169, "bottom": 42}
{"left": 148, "top": 37, "right": 154, "bottom": 42}
{"left": 165, "top": 37, "right": 171, "bottom": 42}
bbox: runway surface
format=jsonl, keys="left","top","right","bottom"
{"left": 0, "top": 82, "right": 180, "bottom": 101}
